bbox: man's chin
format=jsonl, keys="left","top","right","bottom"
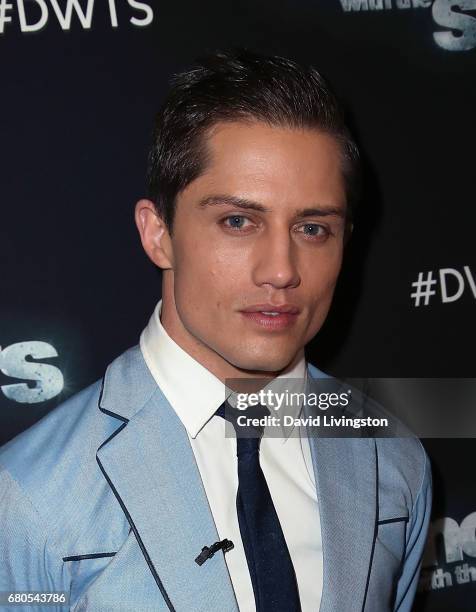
{"left": 228, "top": 353, "right": 298, "bottom": 376}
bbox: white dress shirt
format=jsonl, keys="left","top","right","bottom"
{"left": 140, "top": 300, "right": 323, "bottom": 611}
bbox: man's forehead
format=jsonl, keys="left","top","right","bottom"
{"left": 201, "top": 121, "right": 345, "bottom": 180}
{"left": 174, "top": 121, "right": 348, "bottom": 213}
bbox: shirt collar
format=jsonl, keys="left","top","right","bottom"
{"left": 140, "top": 299, "right": 307, "bottom": 439}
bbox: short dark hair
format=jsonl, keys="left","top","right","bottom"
{"left": 147, "top": 48, "right": 361, "bottom": 232}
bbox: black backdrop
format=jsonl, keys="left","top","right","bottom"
{"left": 1, "top": 1, "right": 475, "bottom": 610}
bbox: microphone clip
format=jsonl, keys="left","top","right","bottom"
{"left": 195, "top": 538, "right": 234, "bottom": 566}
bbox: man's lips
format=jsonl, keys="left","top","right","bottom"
{"left": 239, "top": 304, "right": 300, "bottom": 330}
{"left": 240, "top": 304, "right": 300, "bottom": 314}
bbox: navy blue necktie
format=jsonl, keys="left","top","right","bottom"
{"left": 217, "top": 401, "right": 301, "bottom": 612}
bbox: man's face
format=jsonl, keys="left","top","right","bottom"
{"left": 161, "top": 121, "right": 347, "bottom": 374}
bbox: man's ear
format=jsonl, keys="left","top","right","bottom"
{"left": 134, "top": 199, "right": 174, "bottom": 269}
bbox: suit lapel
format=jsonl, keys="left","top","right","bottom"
{"left": 306, "top": 367, "right": 378, "bottom": 612}
{"left": 96, "top": 347, "right": 238, "bottom": 612}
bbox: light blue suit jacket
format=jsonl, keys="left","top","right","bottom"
{"left": 0, "top": 346, "right": 431, "bottom": 611}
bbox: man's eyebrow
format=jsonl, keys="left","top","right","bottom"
{"left": 198, "top": 195, "right": 271, "bottom": 212}
{"left": 198, "top": 194, "right": 345, "bottom": 217}
{"left": 294, "top": 206, "right": 346, "bottom": 219}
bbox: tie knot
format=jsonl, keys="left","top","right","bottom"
{"left": 216, "top": 400, "right": 269, "bottom": 451}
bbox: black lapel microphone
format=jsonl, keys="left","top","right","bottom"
{"left": 195, "top": 539, "right": 234, "bottom": 566}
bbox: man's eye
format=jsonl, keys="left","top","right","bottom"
{"left": 223, "top": 215, "right": 250, "bottom": 230}
{"left": 297, "top": 223, "right": 328, "bottom": 238}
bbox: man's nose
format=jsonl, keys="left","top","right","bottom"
{"left": 251, "top": 230, "right": 301, "bottom": 290}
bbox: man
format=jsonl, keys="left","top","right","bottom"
{"left": 0, "top": 50, "right": 431, "bottom": 611}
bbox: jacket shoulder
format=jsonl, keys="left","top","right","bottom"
{"left": 0, "top": 347, "right": 145, "bottom": 558}
{"left": 0, "top": 379, "right": 106, "bottom": 487}
{"left": 0, "top": 344, "right": 149, "bottom": 485}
